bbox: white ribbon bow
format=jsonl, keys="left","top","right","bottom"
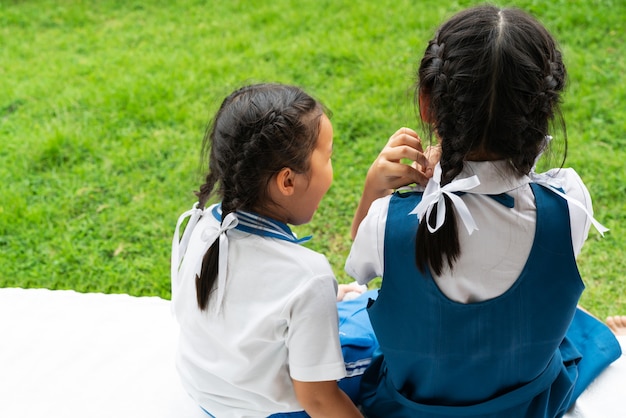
{"left": 410, "top": 163, "right": 481, "bottom": 235}
{"left": 200, "top": 212, "right": 238, "bottom": 314}
{"left": 171, "top": 202, "right": 204, "bottom": 293}
{"left": 171, "top": 205, "right": 239, "bottom": 314}
{"left": 529, "top": 172, "right": 609, "bottom": 236}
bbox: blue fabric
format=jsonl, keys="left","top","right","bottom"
{"left": 358, "top": 183, "right": 621, "bottom": 417}
{"left": 337, "top": 290, "right": 380, "bottom": 402}
{"left": 202, "top": 407, "right": 309, "bottom": 417}
{"left": 565, "top": 308, "right": 623, "bottom": 400}
{"left": 200, "top": 407, "right": 215, "bottom": 417}
{"left": 456, "top": 191, "right": 515, "bottom": 208}
{"left": 267, "top": 412, "right": 309, "bottom": 417}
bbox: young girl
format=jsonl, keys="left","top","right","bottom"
{"left": 346, "top": 5, "right": 621, "bottom": 417}
{"left": 171, "top": 83, "right": 362, "bottom": 417}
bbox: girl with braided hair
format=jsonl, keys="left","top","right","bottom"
{"left": 171, "top": 83, "right": 362, "bottom": 417}
{"left": 345, "top": 5, "right": 621, "bottom": 417}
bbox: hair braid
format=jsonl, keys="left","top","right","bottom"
{"left": 414, "top": 38, "right": 468, "bottom": 274}
{"left": 414, "top": 5, "right": 567, "bottom": 275}
{"left": 196, "top": 171, "right": 218, "bottom": 210}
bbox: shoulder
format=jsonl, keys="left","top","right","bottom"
{"left": 354, "top": 194, "right": 393, "bottom": 241}
{"left": 371, "top": 193, "right": 394, "bottom": 212}
{"left": 191, "top": 203, "right": 220, "bottom": 230}
{"left": 387, "top": 189, "right": 424, "bottom": 221}
{"left": 391, "top": 188, "right": 424, "bottom": 204}
{"left": 241, "top": 235, "right": 335, "bottom": 280}
{"left": 535, "top": 167, "right": 591, "bottom": 208}
{"left": 532, "top": 167, "right": 595, "bottom": 255}
{"left": 288, "top": 243, "right": 334, "bottom": 274}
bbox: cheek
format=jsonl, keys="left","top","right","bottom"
{"left": 320, "top": 167, "right": 332, "bottom": 195}
{"left": 326, "top": 162, "right": 333, "bottom": 187}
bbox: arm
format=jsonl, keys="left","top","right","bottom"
{"left": 351, "top": 128, "right": 439, "bottom": 239}
{"left": 547, "top": 167, "right": 594, "bottom": 256}
{"left": 292, "top": 379, "right": 363, "bottom": 417}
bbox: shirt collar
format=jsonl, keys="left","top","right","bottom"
{"left": 211, "top": 204, "right": 312, "bottom": 244}
{"left": 458, "top": 160, "right": 530, "bottom": 195}
{"left": 402, "top": 160, "right": 529, "bottom": 196}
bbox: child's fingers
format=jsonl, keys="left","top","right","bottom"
{"left": 390, "top": 126, "right": 419, "bottom": 139}
{"left": 425, "top": 145, "right": 442, "bottom": 165}
{"left": 413, "top": 145, "right": 442, "bottom": 178}
{"left": 387, "top": 128, "right": 423, "bottom": 152}
{"left": 370, "top": 144, "right": 432, "bottom": 188}
{"left": 412, "top": 165, "right": 434, "bottom": 187}
{"left": 380, "top": 144, "right": 428, "bottom": 166}
{"left": 364, "top": 128, "right": 432, "bottom": 191}
{"left": 376, "top": 159, "right": 426, "bottom": 189}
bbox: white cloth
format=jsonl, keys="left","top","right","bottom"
{"left": 1, "top": 287, "right": 622, "bottom": 418}
{"left": 566, "top": 336, "right": 626, "bottom": 418}
{"left": 172, "top": 205, "right": 346, "bottom": 417}
{"left": 0, "top": 288, "right": 205, "bottom": 418}
{"left": 346, "top": 161, "right": 595, "bottom": 303}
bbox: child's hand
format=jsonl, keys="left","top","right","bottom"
{"left": 337, "top": 282, "right": 367, "bottom": 301}
{"left": 412, "top": 144, "right": 441, "bottom": 179}
{"left": 365, "top": 127, "right": 432, "bottom": 194}
{"left": 351, "top": 127, "right": 433, "bottom": 239}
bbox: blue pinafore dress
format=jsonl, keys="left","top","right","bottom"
{"left": 358, "top": 183, "right": 621, "bottom": 418}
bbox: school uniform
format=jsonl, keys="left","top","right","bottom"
{"left": 172, "top": 205, "right": 345, "bottom": 418}
{"left": 345, "top": 160, "right": 621, "bottom": 417}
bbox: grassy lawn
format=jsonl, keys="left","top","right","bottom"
{"left": 1, "top": 0, "right": 624, "bottom": 318}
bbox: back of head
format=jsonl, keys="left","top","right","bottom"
{"left": 197, "top": 83, "right": 323, "bottom": 214}
{"left": 415, "top": 5, "right": 567, "bottom": 275}
{"left": 418, "top": 5, "right": 567, "bottom": 184}
{"left": 194, "top": 83, "right": 323, "bottom": 311}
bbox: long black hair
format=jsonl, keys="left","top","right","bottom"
{"left": 194, "top": 83, "right": 324, "bottom": 310}
{"left": 415, "top": 5, "right": 567, "bottom": 275}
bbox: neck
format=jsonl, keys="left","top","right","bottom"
{"left": 465, "top": 148, "right": 504, "bottom": 161}
{"left": 250, "top": 204, "right": 289, "bottom": 225}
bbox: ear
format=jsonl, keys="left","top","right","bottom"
{"left": 274, "top": 167, "right": 296, "bottom": 196}
{"left": 419, "top": 89, "right": 433, "bottom": 123}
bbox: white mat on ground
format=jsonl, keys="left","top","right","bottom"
{"left": 0, "top": 288, "right": 204, "bottom": 418}
{"left": 0, "top": 288, "right": 623, "bottom": 418}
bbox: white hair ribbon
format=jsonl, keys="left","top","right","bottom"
{"left": 171, "top": 205, "right": 239, "bottom": 314}
{"left": 529, "top": 172, "right": 609, "bottom": 236}
{"left": 410, "top": 163, "right": 481, "bottom": 235}
{"left": 198, "top": 212, "right": 239, "bottom": 314}
{"left": 171, "top": 202, "right": 203, "bottom": 294}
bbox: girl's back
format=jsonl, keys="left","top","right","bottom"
{"left": 368, "top": 179, "right": 581, "bottom": 413}
{"left": 347, "top": 161, "right": 592, "bottom": 303}
{"left": 172, "top": 84, "right": 362, "bottom": 417}
{"left": 345, "top": 5, "right": 621, "bottom": 417}
{"left": 174, "top": 206, "right": 342, "bottom": 416}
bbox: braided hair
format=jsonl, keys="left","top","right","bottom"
{"left": 415, "top": 5, "right": 567, "bottom": 275}
{"left": 194, "top": 83, "right": 324, "bottom": 310}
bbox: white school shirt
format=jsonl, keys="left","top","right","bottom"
{"left": 345, "top": 160, "right": 594, "bottom": 303}
{"left": 172, "top": 206, "right": 346, "bottom": 417}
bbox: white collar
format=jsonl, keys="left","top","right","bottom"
{"left": 409, "top": 160, "right": 607, "bottom": 236}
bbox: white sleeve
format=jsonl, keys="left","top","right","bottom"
{"left": 286, "top": 274, "right": 346, "bottom": 382}
{"left": 344, "top": 195, "right": 390, "bottom": 285}
{"left": 544, "top": 168, "right": 593, "bottom": 257}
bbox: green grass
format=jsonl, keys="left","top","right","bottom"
{"left": 1, "top": 0, "right": 624, "bottom": 318}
